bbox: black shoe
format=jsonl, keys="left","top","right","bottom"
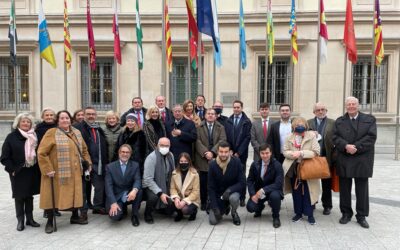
{"left": 232, "top": 212, "right": 241, "bottom": 226}
{"left": 93, "top": 208, "right": 107, "bottom": 215}
{"left": 339, "top": 215, "right": 352, "bottom": 224}
{"left": 188, "top": 210, "right": 197, "bottom": 221}
{"left": 87, "top": 203, "right": 94, "bottom": 210}
{"left": 273, "top": 218, "right": 281, "bottom": 228}
{"left": 240, "top": 199, "right": 245, "bottom": 207}
{"left": 45, "top": 222, "right": 54, "bottom": 234}
{"left": 54, "top": 211, "right": 62, "bottom": 217}
{"left": 174, "top": 211, "right": 183, "bottom": 222}
{"left": 70, "top": 215, "right": 88, "bottom": 225}
{"left": 254, "top": 211, "right": 262, "bottom": 218}
{"left": 200, "top": 204, "right": 206, "bottom": 211}
{"left": 292, "top": 214, "right": 302, "bottom": 222}
{"left": 144, "top": 214, "right": 154, "bottom": 224}
{"left": 131, "top": 216, "right": 140, "bottom": 227}
{"left": 224, "top": 206, "right": 231, "bottom": 215}
{"left": 308, "top": 216, "right": 316, "bottom": 225}
{"left": 323, "top": 207, "right": 331, "bottom": 215}
{"left": 43, "top": 211, "right": 48, "bottom": 218}
{"left": 26, "top": 218, "right": 40, "bottom": 227}
{"left": 357, "top": 219, "right": 369, "bottom": 229}
{"left": 17, "top": 218, "right": 25, "bottom": 231}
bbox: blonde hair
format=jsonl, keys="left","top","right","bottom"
{"left": 12, "top": 113, "right": 35, "bottom": 130}
{"left": 145, "top": 106, "right": 160, "bottom": 120}
{"left": 104, "top": 110, "right": 120, "bottom": 124}
{"left": 291, "top": 117, "right": 309, "bottom": 131}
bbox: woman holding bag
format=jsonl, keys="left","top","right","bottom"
{"left": 282, "top": 117, "right": 320, "bottom": 225}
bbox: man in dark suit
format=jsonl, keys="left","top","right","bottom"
{"left": 120, "top": 97, "right": 147, "bottom": 127}
{"left": 307, "top": 102, "right": 335, "bottom": 215}
{"left": 105, "top": 144, "right": 142, "bottom": 226}
{"left": 267, "top": 104, "right": 292, "bottom": 163}
{"left": 225, "top": 100, "right": 252, "bottom": 206}
{"left": 155, "top": 95, "right": 173, "bottom": 124}
{"left": 251, "top": 102, "right": 273, "bottom": 162}
{"left": 246, "top": 144, "right": 283, "bottom": 228}
{"left": 195, "top": 108, "right": 227, "bottom": 210}
{"left": 166, "top": 104, "right": 197, "bottom": 162}
{"left": 333, "top": 96, "right": 377, "bottom": 229}
{"left": 208, "top": 142, "right": 245, "bottom": 226}
{"left": 213, "top": 101, "right": 228, "bottom": 127}
{"left": 195, "top": 94, "right": 207, "bottom": 120}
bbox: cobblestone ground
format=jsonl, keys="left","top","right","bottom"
{"left": 0, "top": 154, "right": 399, "bottom": 250}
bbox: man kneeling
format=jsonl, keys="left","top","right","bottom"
{"left": 105, "top": 144, "right": 142, "bottom": 226}
{"left": 246, "top": 144, "right": 283, "bottom": 228}
{"left": 208, "top": 142, "right": 245, "bottom": 226}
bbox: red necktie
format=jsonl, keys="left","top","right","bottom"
{"left": 162, "top": 111, "right": 166, "bottom": 123}
{"left": 137, "top": 111, "right": 141, "bottom": 128}
{"left": 263, "top": 120, "right": 268, "bottom": 140}
{"left": 91, "top": 128, "right": 97, "bottom": 143}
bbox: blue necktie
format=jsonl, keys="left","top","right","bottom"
{"left": 121, "top": 163, "right": 126, "bottom": 176}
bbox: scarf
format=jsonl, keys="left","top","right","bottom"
{"left": 86, "top": 121, "right": 103, "bottom": 174}
{"left": 18, "top": 128, "right": 37, "bottom": 167}
{"left": 216, "top": 155, "right": 231, "bottom": 174}
{"left": 55, "top": 127, "right": 84, "bottom": 185}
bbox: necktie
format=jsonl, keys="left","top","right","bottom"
{"left": 91, "top": 128, "right": 97, "bottom": 143}
{"left": 263, "top": 163, "right": 268, "bottom": 177}
{"left": 162, "top": 111, "right": 166, "bottom": 123}
{"left": 234, "top": 116, "right": 239, "bottom": 127}
{"left": 136, "top": 111, "right": 141, "bottom": 128}
{"left": 121, "top": 163, "right": 126, "bottom": 176}
{"left": 263, "top": 119, "right": 268, "bottom": 139}
{"left": 199, "top": 109, "right": 203, "bottom": 118}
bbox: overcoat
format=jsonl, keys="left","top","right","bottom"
{"left": 170, "top": 167, "right": 200, "bottom": 207}
{"left": 307, "top": 117, "right": 335, "bottom": 166}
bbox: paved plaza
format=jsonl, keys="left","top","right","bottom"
{"left": 0, "top": 154, "right": 399, "bottom": 250}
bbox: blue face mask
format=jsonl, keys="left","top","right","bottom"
{"left": 294, "top": 125, "right": 306, "bottom": 134}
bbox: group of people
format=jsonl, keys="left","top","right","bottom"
{"left": 0, "top": 95, "right": 377, "bottom": 234}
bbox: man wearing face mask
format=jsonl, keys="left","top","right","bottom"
{"left": 213, "top": 101, "right": 228, "bottom": 127}
{"left": 142, "top": 137, "right": 175, "bottom": 224}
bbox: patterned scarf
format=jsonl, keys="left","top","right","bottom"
{"left": 18, "top": 128, "right": 37, "bottom": 167}
{"left": 216, "top": 155, "right": 231, "bottom": 175}
{"left": 55, "top": 127, "right": 84, "bottom": 185}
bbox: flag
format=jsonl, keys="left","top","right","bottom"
{"left": 267, "top": 0, "right": 274, "bottom": 64}
{"left": 113, "top": 0, "right": 121, "bottom": 64}
{"left": 197, "top": 0, "right": 218, "bottom": 52}
{"left": 211, "top": 0, "right": 222, "bottom": 67}
{"left": 239, "top": 0, "right": 247, "bottom": 69}
{"left": 136, "top": 0, "right": 143, "bottom": 70}
{"left": 343, "top": 0, "right": 357, "bottom": 64}
{"left": 374, "top": 0, "right": 384, "bottom": 66}
{"left": 87, "top": 0, "right": 96, "bottom": 70}
{"left": 185, "top": 0, "right": 199, "bottom": 70}
{"left": 289, "top": 0, "right": 298, "bottom": 65}
{"left": 39, "top": 0, "right": 56, "bottom": 68}
{"left": 64, "top": 0, "right": 72, "bottom": 70}
{"left": 165, "top": 0, "right": 173, "bottom": 72}
{"left": 8, "top": 0, "right": 17, "bottom": 66}
{"left": 319, "top": 0, "right": 328, "bottom": 64}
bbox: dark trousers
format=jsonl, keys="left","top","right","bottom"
{"left": 199, "top": 171, "right": 208, "bottom": 206}
{"left": 109, "top": 190, "right": 143, "bottom": 221}
{"left": 85, "top": 178, "right": 92, "bottom": 205}
{"left": 15, "top": 196, "right": 35, "bottom": 220}
{"left": 91, "top": 169, "right": 105, "bottom": 209}
{"left": 240, "top": 162, "right": 246, "bottom": 201}
{"left": 144, "top": 188, "right": 174, "bottom": 216}
{"left": 339, "top": 177, "right": 369, "bottom": 219}
{"left": 291, "top": 178, "right": 314, "bottom": 217}
{"left": 321, "top": 177, "right": 332, "bottom": 209}
{"left": 80, "top": 176, "right": 89, "bottom": 213}
{"left": 175, "top": 203, "right": 198, "bottom": 216}
{"left": 246, "top": 190, "right": 281, "bottom": 218}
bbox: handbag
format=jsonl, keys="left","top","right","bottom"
{"left": 298, "top": 156, "right": 330, "bottom": 180}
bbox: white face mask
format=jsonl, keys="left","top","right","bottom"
{"left": 159, "top": 147, "right": 170, "bottom": 155}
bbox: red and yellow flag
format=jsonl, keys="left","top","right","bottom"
{"left": 289, "top": 0, "right": 298, "bottom": 65}
{"left": 165, "top": 0, "right": 172, "bottom": 72}
{"left": 374, "top": 0, "right": 384, "bottom": 66}
{"left": 343, "top": 0, "right": 357, "bottom": 64}
{"left": 64, "top": 0, "right": 71, "bottom": 70}
{"left": 185, "top": 0, "right": 198, "bottom": 70}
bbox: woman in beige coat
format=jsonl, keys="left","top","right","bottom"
{"left": 282, "top": 117, "right": 320, "bottom": 225}
{"left": 38, "top": 110, "right": 92, "bottom": 234}
{"left": 170, "top": 152, "right": 200, "bottom": 222}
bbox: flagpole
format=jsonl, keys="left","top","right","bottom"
{"left": 14, "top": 63, "right": 18, "bottom": 115}
{"left": 213, "top": 49, "right": 216, "bottom": 104}
{"left": 198, "top": 33, "right": 203, "bottom": 95}
{"left": 187, "top": 24, "right": 191, "bottom": 100}
{"left": 316, "top": 0, "right": 321, "bottom": 102}
{"left": 64, "top": 58, "right": 67, "bottom": 109}
{"left": 138, "top": 63, "right": 142, "bottom": 97}
{"left": 40, "top": 58, "right": 43, "bottom": 112}
{"left": 238, "top": 41, "right": 242, "bottom": 100}
{"left": 161, "top": 0, "right": 167, "bottom": 97}
{"left": 343, "top": 49, "right": 348, "bottom": 114}
{"left": 395, "top": 50, "right": 400, "bottom": 160}
{"left": 264, "top": 2, "right": 269, "bottom": 104}
{"left": 369, "top": 2, "right": 376, "bottom": 115}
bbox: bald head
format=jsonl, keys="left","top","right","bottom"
{"left": 158, "top": 137, "right": 170, "bottom": 148}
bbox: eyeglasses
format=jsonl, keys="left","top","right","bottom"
{"left": 315, "top": 109, "right": 326, "bottom": 112}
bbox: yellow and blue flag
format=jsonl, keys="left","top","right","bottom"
{"left": 39, "top": 0, "right": 56, "bottom": 68}
{"left": 239, "top": 0, "right": 246, "bottom": 69}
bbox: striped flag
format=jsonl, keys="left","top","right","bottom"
{"left": 113, "top": 0, "right": 121, "bottom": 64}
{"left": 239, "top": 0, "right": 247, "bottom": 69}
{"left": 267, "top": 0, "right": 274, "bottom": 64}
{"left": 39, "top": 0, "right": 56, "bottom": 68}
{"left": 165, "top": 0, "right": 173, "bottom": 72}
{"left": 289, "top": 0, "right": 298, "bottom": 65}
{"left": 8, "top": 0, "right": 17, "bottom": 66}
{"left": 343, "top": 0, "right": 357, "bottom": 64}
{"left": 185, "top": 0, "right": 199, "bottom": 70}
{"left": 212, "top": 0, "right": 222, "bottom": 67}
{"left": 374, "top": 0, "right": 384, "bottom": 66}
{"left": 64, "top": 0, "right": 72, "bottom": 70}
{"left": 136, "top": 0, "right": 143, "bottom": 70}
{"left": 87, "top": 0, "right": 96, "bottom": 70}
{"left": 319, "top": 0, "right": 328, "bottom": 64}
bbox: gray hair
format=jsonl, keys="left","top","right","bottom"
{"left": 40, "top": 107, "right": 56, "bottom": 119}
{"left": 345, "top": 96, "right": 359, "bottom": 105}
{"left": 12, "top": 113, "right": 35, "bottom": 130}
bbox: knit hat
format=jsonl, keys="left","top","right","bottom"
{"left": 126, "top": 113, "right": 138, "bottom": 123}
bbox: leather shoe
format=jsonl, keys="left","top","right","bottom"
{"left": 131, "top": 216, "right": 140, "bottom": 227}
{"left": 17, "top": 219, "right": 25, "bottom": 231}
{"left": 273, "top": 218, "right": 281, "bottom": 228}
{"left": 188, "top": 210, "right": 197, "bottom": 221}
{"left": 357, "top": 219, "right": 369, "bottom": 229}
{"left": 93, "top": 208, "right": 107, "bottom": 215}
{"left": 254, "top": 211, "right": 262, "bottom": 218}
{"left": 339, "top": 215, "right": 351, "bottom": 224}
{"left": 200, "top": 204, "right": 206, "bottom": 211}
{"left": 174, "top": 211, "right": 183, "bottom": 222}
{"left": 26, "top": 219, "right": 40, "bottom": 227}
{"left": 323, "top": 207, "right": 331, "bottom": 215}
{"left": 144, "top": 214, "right": 154, "bottom": 224}
{"left": 45, "top": 222, "right": 54, "bottom": 234}
{"left": 240, "top": 199, "right": 245, "bottom": 207}
{"left": 232, "top": 212, "right": 241, "bottom": 226}
{"left": 54, "top": 211, "right": 62, "bottom": 217}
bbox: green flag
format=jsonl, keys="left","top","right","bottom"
{"left": 9, "top": 0, "right": 17, "bottom": 65}
{"left": 135, "top": 0, "right": 143, "bottom": 70}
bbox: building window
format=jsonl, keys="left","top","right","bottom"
{"left": 170, "top": 57, "right": 203, "bottom": 105}
{"left": 81, "top": 57, "right": 115, "bottom": 111}
{"left": 0, "top": 57, "right": 29, "bottom": 111}
{"left": 352, "top": 57, "right": 388, "bottom": 112}
{"left": 258, "top": 57, "right": 292, "bottom": 111}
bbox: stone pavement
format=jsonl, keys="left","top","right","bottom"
{"left": 0, "top": 154, "right": 399, "bottom": 250}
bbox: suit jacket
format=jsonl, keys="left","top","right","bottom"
{"left": 332, "top": 112, "right": 377, "bottom": 178}
{"left": 160, "top": 107, "right": 173, "bottom": 124}
{"left": 267, "top": 121, "right": 290, "bottom": 163}
{"left": 251, "top": 118, "right": 273, "bottom": 162}
{"left": 195, "top": 121, "right": 227, "bottom": 172}
{"left": 307, "top": 117, "right": 335, "bottom": 166}
{"left": 166, "top": 117, "right": 197, "bottom": 161}
{"left": 105, "top": 160, "right": 141, "bottom": 210}
{"left": 195, "top": 106, "right": 207, "bottom": 120}
{"left": 225, "top": 112, "right": 252, "bottom": 164}
{"left": 247, "top": 158, "right": 284, "bottom": 198}
{"left": 120, "top": 107, "right": 148, "bottom": 127}
{"left": 170, "top": 167, "right": 200, "bottom": 207}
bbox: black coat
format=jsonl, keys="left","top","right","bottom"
{"left": 267, "top": 121, "right": 285, "bottom": 163}
{"left": 160, "top": 107, "right": 173, "bottom": 125}
{"left": 35, "top": 122, "right": 56, "bottom": 146}
{"left": 333, "top": 112, "right": 377, "bottom": 178}
{"left": 166, "top": 117, "right": 197, "bottom": 162}
{"left": 247, "top": 158, "right": 284, "bottom": 198}
{"left": 120, "top": 107, "right": 147, "bottom": 127}
{"left": 1, "top": 129, "right": 41, "bottom": 199}
{"left": 207, "top": 157, "right": 245, "bottom": 209}
{"left": 225, "top": 112, "right": 252, "bottom": 164}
